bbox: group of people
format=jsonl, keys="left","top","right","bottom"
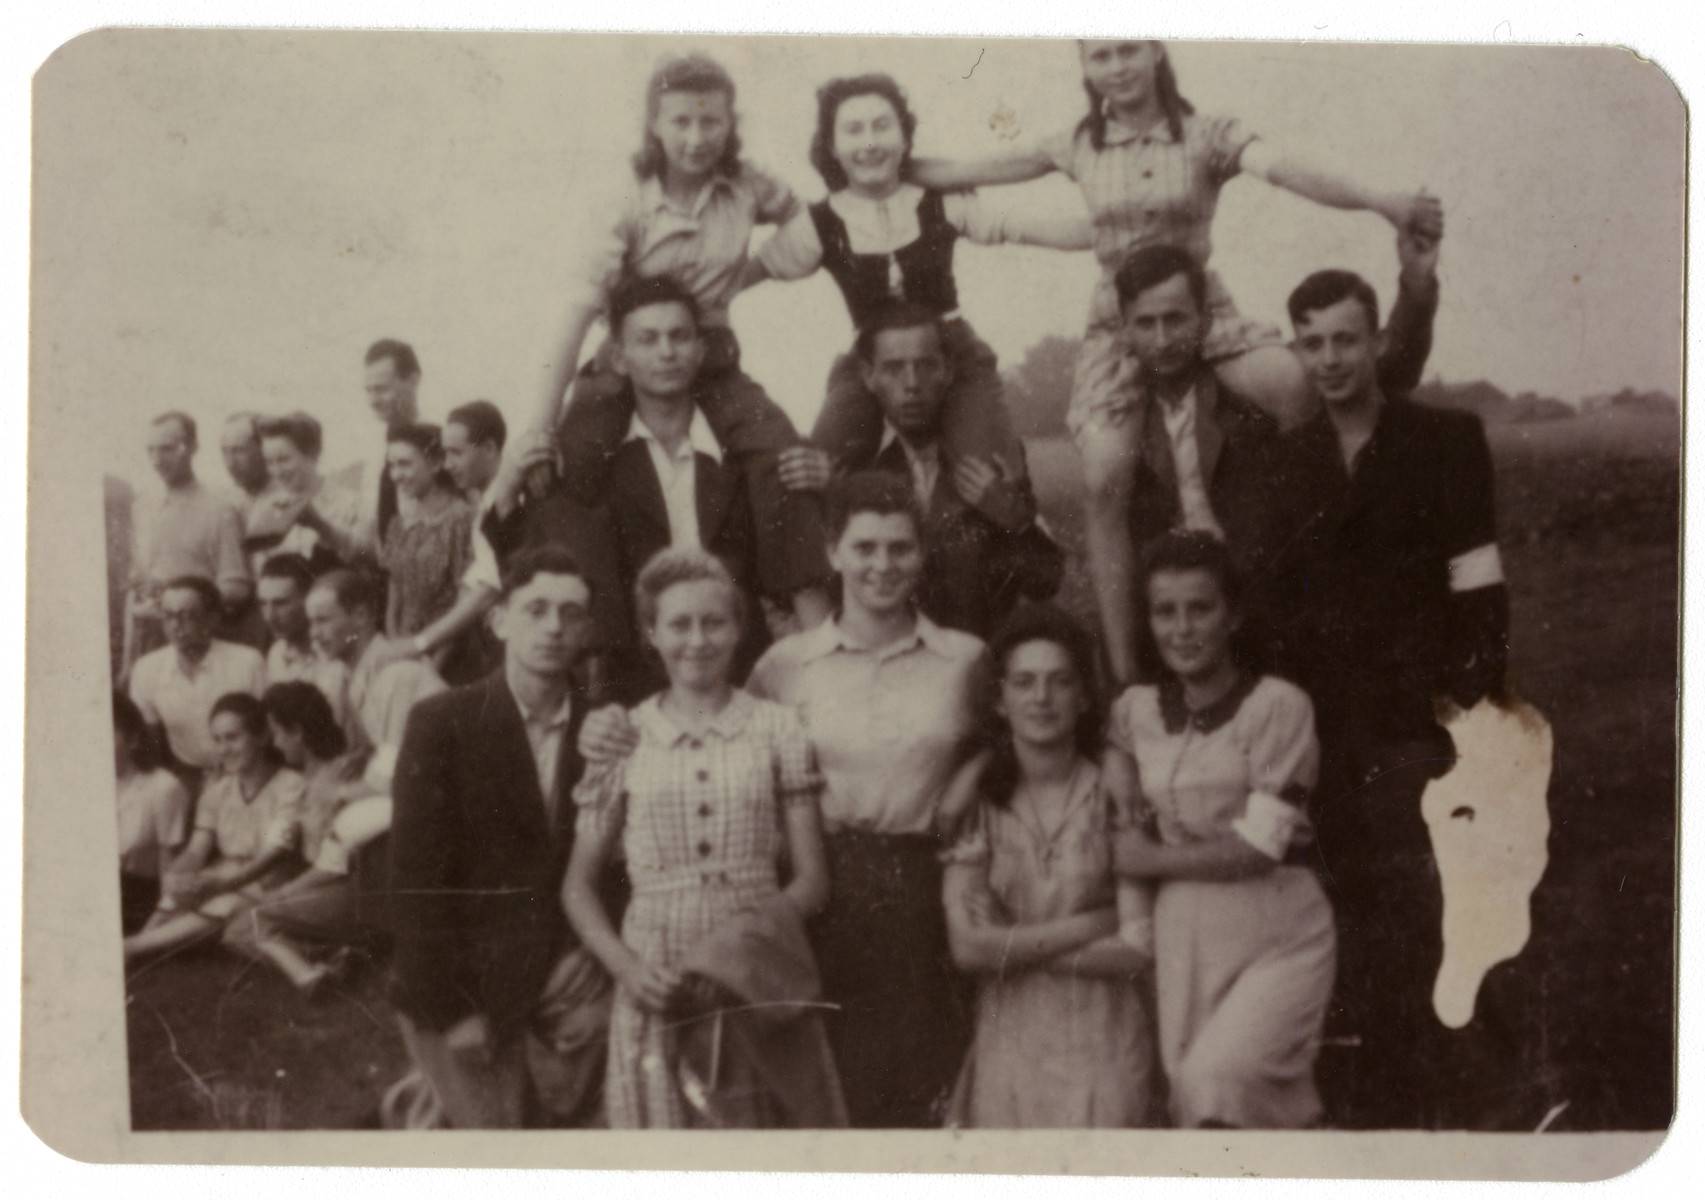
{"left": 112, "top": 40, "right": 1524, "bottom": 1133}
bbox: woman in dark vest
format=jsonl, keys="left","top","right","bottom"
{"left": 748, "top": 73, "right": 1089, "bottom": 472}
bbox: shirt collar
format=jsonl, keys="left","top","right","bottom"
{"left": 801, "top": 611, "right": 951, "bottom": 663}
{"left": 510, "top": 683, "right": 573, "bottom": 734}
{"left": 625, "top": 407, "right": 724, "bottom": 464}
{"left": 632, "top": 689, "right": 754, "bottom": 745}
{"left": 1157, "top": 671, "right": 1260, "bottom": 736}
{"left": 879, "top": 422, "right": 942, "bottom": 460}
{"left": 1100, "top": 112, "right": 1180, "bottom": 147}
{"left": 640, "top": 170, "right": 738, "bottom": 218}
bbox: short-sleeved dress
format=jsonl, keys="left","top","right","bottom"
{"left": 1109, "top": 673, "right": 1335, "bottom": 1129}
{"left": 378, "top": 494, "right": 475, "bottom": 640}
{"left": 944, "top": 760, "right": 1156, "bottom": 1128}
{"left": 573, "top": 689, "right": 824, "bottom": 1129}
{"left": 191, "top": 766, "right": 308, "bottom": 923}
{"left": 1039, "top": 112, "right": 1284, "bottom": 437}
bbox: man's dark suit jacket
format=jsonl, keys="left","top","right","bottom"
{"left": 485, "top": 413, "right": 768, "bottom": 699}
{"left": 388, "top": 671, "right": 594, "bottom": 1035}
{"left": 1279, "top": 395, "right": 1508, "bottom": 746}
{"left": 1126, "top": 370, "right": 1314, "bottom": 677}
{"left": 868, "top": 437, "right": 1064, "bottom": 640}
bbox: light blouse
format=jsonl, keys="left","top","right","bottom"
{"left": 1107, "top": 674, "right": 1317, "bottom": 862}
{"left": 747, "top": 614, "right": 984, "bottom": 835}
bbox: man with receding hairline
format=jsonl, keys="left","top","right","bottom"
{"left": 125, "top": 411, "right": 254, "bottom": 676}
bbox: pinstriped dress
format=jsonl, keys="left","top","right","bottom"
{"left": 1039, "top": 112, "right": 1285, "bottom": 435}
{"left": 573, "top": 690, "right": 824, "bottom": 1128}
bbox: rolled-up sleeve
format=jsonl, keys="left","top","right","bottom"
{"left": 946, "top": 191, "right": 1092, "bottom": 251}
{"left": 755, "top": 211, "right": 825, "bottom": 281}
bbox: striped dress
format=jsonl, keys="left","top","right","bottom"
{"left": 1039, "top": 111, "right": 1285, "bottom": 436}
{"left": 573, "top": 689, "right": 824, "bottom": 1128}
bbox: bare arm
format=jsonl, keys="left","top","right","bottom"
{"left": 909, "top": 145, "right": 1058, "bottom": 190}
{"left": 1114, "top": 825, "right": 1275, "bottom": 883}
{"left": 205, "top": 844, "right": 297, "bottom": 896}
{"left": 561, "top": 796, "right": 681, "bottom": 1013}
{"left": 527, "top": 301, "right": 603, "bottom": 438}
{"left": 779, "top": 800, "right": 830, "bottom": 919}
{"left": 409, "top": 584, "right": 498, "bottom": 657}
{"left": 943, "top": 862, "right": 1117, "bottom": 973}
{"left": 1047, "top": 933, "right": 1151, "bottom": 979}
{"left": 1240, "top": 141, "right": 1441, "bottom": 233}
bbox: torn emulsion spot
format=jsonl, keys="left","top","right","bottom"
{"left": 1421, "top": 696, "right": 1553, "bottom": 1029}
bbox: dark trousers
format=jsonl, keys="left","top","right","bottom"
{"left": 810, "top": 830, "right": 970, "bottom": 1128}
{"left": 1311, "top": 728, "right": 1536, "bottom": 1129}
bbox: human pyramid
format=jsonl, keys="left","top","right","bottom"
{"left": 114, "top": 40, "right": 1519, "bottom": 1132}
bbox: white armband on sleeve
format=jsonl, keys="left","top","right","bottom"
{"left": 1231, "top": 791, "right": 1303, "bottom": 862}
{"left": 1448, "top": 542, "right": 1505, "bottom": 593}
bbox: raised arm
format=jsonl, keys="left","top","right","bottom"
{"left": 910, "top": 145, "right": 1059, "bottom": 191}
{"left": 1240, "top": 140, "right": 1443, "bottom": 235}
{"left": 1378, "top": 220, "right": 1442, "bottom": 395}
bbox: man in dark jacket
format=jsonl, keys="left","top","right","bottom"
{"left": 1110, "top": 245, "right": 1318, "bottom": 678}
{"left": 848, "top": 301, "right": 1063, "bottom": 640}
{"left": 1281, "top": 227, "right": 1520, "bottom": 1130}
{"left": 388, "top": 546, "right": 612, "bottom": 1127}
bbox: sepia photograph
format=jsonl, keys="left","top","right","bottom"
{"left": 20, "top": 20, "right": 1683, "bottom": 1179}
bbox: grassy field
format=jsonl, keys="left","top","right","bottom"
{"left": 125, "top": 409, "right": 1680, "bottom": 1131}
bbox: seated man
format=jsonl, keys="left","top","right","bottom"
{"left": 1091, "top": 233, "right": 1441, "bottom": 684}
{"left": 1280, "top": 230, "right": 1519, "bottom": 1131}
{"left": 128, "top": 574, "right": 267, "bottom": 792}
{"left": 838, "top": 300, "right": 1062, "bottom": 639}
{"left": 304, "top": 568, "right": 445, "bottom": 792}
{"left": 490, "top": 277, "right": 798, "bottom": 696}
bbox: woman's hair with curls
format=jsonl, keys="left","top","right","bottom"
{"left": 631, "top": 54, "right": 743, "bottom": 182}
{"left": 808, "top": 73, "right": 918, "bottom": 192}
{"left": 974, "top": 604, "right": 1106, "bottom": 810}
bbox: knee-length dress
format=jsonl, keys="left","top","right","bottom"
{"left": 1038, "top": 113, "right": 1284, "bottom": 436}
{"left": 572, "top": 689, "right": 824, "bottom": 1129}
{"left": 945, "top": 760, "right": 1156, "bottom": 1128}
{"left": 1108, "top": 673, "right": 1336, "bottom": 1129}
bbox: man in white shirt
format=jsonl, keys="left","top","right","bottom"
{"left": 305, "top": 568, "right": 445, "bottom": 791}
{"left": 128, "top": 575, "right": 267, "bottom": 788}
{"left": 1105, "top": 244, "right": 1326, "bottom": 682}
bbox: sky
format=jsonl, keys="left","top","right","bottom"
{"left": 31, "top": 31, "right": 1685, "bottom": 494}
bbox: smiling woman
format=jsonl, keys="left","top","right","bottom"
{"left": 563, "top": 547, "right": 840, "bottom": 1128}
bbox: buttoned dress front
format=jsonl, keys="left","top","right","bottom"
{"left": 945, "top": 762, "right": 1156, "bottom": 1128}
{"left": 1039, "top": 113, "right": 1283, "bottom": 436}
{"left": 573, "top": 690, "right": 824, "bottom": 1128}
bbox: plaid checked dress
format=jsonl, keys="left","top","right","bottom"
{"left": 573, "top": 689, "right": 825, "bottom": 1128}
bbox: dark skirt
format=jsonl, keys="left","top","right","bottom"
{"left": 810, "top": 829, "right": 971, "bottom": 1128}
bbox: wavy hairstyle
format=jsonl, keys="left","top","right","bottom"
{"left": 808, "top": 73, "right": 918, "bottom": 192}
{"left": 1076, "top": 40, "right": 1194, "bottom": 151}
{"left": 631, "top": 53, "right": 743, "bottom": 182}
{"left": 974, "top": 604, "right": 1106, "bottom": 810}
